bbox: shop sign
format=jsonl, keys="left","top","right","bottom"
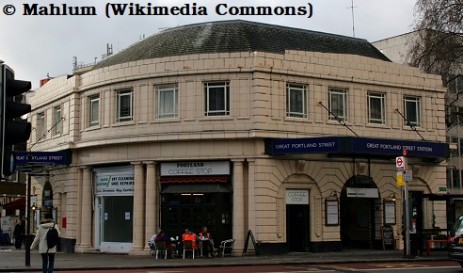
{"left": 161, "top": 161, "right": 230, "bottom": 176}
{"left": 285, "top": 189, "right": 309, "bottom": 205}
{"left": 346, "top": 187, "right": 379, "bottom": 198}
{"left": 95, "top": 174, "right": 134, "bottom": 196}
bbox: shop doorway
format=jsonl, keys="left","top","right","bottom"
{"left": 286, "top": 204, "right": 310, "bottom": 251}
{"left": 161, "top": 192, "right": 232, "bottom": 245}
{"left": 96, "top": 195, "right": 134, "bottom": 253}
{"left": 340, "top": 196, "right": 375, "bottom": 248}
{"left": 408, "top": 191, "right": 423, "bottom": 256}
{"left": 340, "top": 175, "right": 378, "bottom": 249}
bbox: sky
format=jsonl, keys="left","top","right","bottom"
{"left": 0, "top": 0, "right": 417, "bottom": 89}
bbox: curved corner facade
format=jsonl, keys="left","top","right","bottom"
{"left": 27, "top": 21, "right": 448, "bottom": 255}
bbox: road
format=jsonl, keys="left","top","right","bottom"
{"left": 25, "top": 261, "right": 462, "bottom": 273}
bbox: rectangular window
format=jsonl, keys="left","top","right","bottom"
{"left": 368, "top": 92, "right": 385, "bottom": 124}
{"left": 156, "top": 84, "right": 178, "bottom": 119}
{"left": 37, "top": 112, "right": 45, "bottom": 141}
{"left": 448, "top": 75, "right": 463, "bottom": 94}
{"left": 329, "top": 88, "right": 347, "bottom": 121}
{"left": 89, "top": 95, "right": 100, "bottom": 127}
{"left": 204, "top": 82, "right": 230, "bottom": 116}
{"left": 117, "top": 90, "right": 133, "bottom": 122}
{"left": 404, "top": 96, "right": 420, "bottom": 127}
{"left": 286, "top": 83, "right": 308, "bottom": 118}
{"left": 52, "top": 105, "right": 62, "bottom": 135}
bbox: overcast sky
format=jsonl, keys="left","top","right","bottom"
{"left": 0, "top": 0, "right": 417, "bottom": 89}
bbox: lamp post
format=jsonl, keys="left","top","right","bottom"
{"left": 24, "top": 173, "right": 32, "bottom": 267}
{"left": 401, "top": 149, "right": 411, "bottom": 257}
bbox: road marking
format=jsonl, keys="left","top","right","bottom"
{"left": 146, "top": 271, "right": 185, "bottom": 273}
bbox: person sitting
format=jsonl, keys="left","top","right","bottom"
{"left": 147, "top": 232, "right": 157, "bottom": 255}
{"left": 155, "top": 230, "right": 176, "bottom": 257}
{"left": 198, "top": 226, "right": 215, "bottom": 257}
{"left": 181, "top": 228, "right": 197, "bottom": 257}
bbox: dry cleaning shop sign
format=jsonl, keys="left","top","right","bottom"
{"left": 96, "top": 175, "right": 134, "bottom": 196}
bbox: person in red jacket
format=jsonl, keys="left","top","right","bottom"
{"left": 181, "top": 228, "right": 197, "bottom": 249}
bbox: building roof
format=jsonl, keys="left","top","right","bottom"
{"left": 93, "top": 20, "right": 390, "bottom": 69}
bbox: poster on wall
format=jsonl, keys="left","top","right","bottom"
{"left": 326, "top": 200, "right": 339, "bottom": 226}
{"left": 384, "top": 201, "right": 396, "bottom": 224}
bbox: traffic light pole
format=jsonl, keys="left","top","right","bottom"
{"left": 25, "top": 173, "right": 32, "bottom": 267}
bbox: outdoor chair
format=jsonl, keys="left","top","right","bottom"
{"left": 147, "top": 240, "right": 156, "bottom": 256}
{"left": 182, "top": 240, "right": 196, "bottom": 259}
{"left": 219, "top": 239, "right": 235, "bottom": 257}
{"left": 155, "top": 241, "right": 168, "bottom": 259}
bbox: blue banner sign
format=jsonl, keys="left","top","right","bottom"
{"left": 265, "top": 137, "right": 448, "bottom": 159}
{"left": 351, "top": 138, "right": 448, "bottom": 158}
{"left": 265, "top": 137, "right": 340, "bottom": 155}
{"left": 15, "top": 151, "right": 72, "bottom": 165}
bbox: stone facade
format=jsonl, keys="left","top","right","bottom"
{"left": 28, "top": 24, "right": 447, "bottom": 255}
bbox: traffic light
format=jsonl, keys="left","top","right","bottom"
{"left": 1, "top": 64, "right": 32, "bottom": 178}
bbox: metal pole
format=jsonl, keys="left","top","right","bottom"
{"left": 403, "top": 178, "right": 411, "bottom": 257}
{"left": 25, "top": 173, "right": 31, "bottom": 267}
{"left": 458, "top": 114, "right": 462, "bottom": 189}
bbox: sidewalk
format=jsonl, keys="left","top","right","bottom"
{"left": 0, "top": 245, "right": 450, "bottom": 272}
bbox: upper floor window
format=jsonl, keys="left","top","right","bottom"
{"left": 367, "top": 92, "right": 385, "bottom": 124}
{"left": 52, "top": 105, "right": 62, "bottom": 135}
{"left": 404, "top": 96, "right": 421, "bottom": 127}
{"left": 117, "top": 90, "right": 133, "bottom": 122}
{"left": 37, "top": 112, "right": 46, "bottom": 141}
{"left": 329, "top": 88, "right": 347, "bottom": 121}
{"left": 156, "top": 84, "right": 178, "bottom": 119}
{"left": 286, "top": 83, "right": 308, "bottom": 118}
{"left": 204, "top": 81, "right": 230, "bottom": 116}
{"left": 448, "top": 75, "right": 463, "bottom": 94}
{"left": 89, "top": 95, "right": 100, "bottom": 126}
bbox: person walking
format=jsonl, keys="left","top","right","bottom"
{"left": 13, "top": 219, "right": 25, "bottom": 250}
{"left": 30, "top": 213, "right": 60, "bottom": 273}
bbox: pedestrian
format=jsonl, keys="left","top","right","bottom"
{"left": 13, "top": 219, "right": 25, "bottom": 249}
{"left": 30, "top": 213, "right": 60, "bottom": 273}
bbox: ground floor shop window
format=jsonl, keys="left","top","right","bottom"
{"left": 102, "top": 196, "right": 133, "bottom": 242}
{"left": 161, "top": 192, "right": 232, "bottom": 244}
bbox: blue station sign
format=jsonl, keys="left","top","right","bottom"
{"left": 265, "top": 137, "right": 448, "bottom": 160}
{"left": 15, "top": 150, "right": 72, "bottom": 166}
{"left": 351, "top": 138, "right": 448, "bottom": 158}
{"left": 265, "top": 137, "right": 341, "bottom": 155}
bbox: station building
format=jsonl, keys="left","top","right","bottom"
{"left": 26, "top": 20, "right": 448, "bottom": 255}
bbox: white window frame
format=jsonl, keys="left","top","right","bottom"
{"left": 156, "top": 84, "right": 178, "bottom": 119}
{"left": 204, "top": 81, "right": 230, "bottom": 116}
{"left": 367, "top": 92, "right": 385, "bottom": 124}
{"left": 52, "top": 105, "right": 62, "bottom": 135}
{"left": 89, "top": 95, "right": 100, "bottom": 127}
{"left": 328, "top": 88, "right": 348, "bottom": 121}
{"left": 286, "top": 83, "right": 308, "bottom": 118}
{"left": 37, "top": 112, "right": 46, "bottom": 141}
{"left": 404, "top": 96, "right": 421, "bottom": 127}
{"left": 117, "top": 90, "right": 133, "bottom": 122}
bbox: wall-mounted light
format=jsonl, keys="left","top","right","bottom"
{"left": 328, "top": 190, "right": 339, "bottom": 200}
{"left": 389, "top": 193, "right": 397, "bottom": 202}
